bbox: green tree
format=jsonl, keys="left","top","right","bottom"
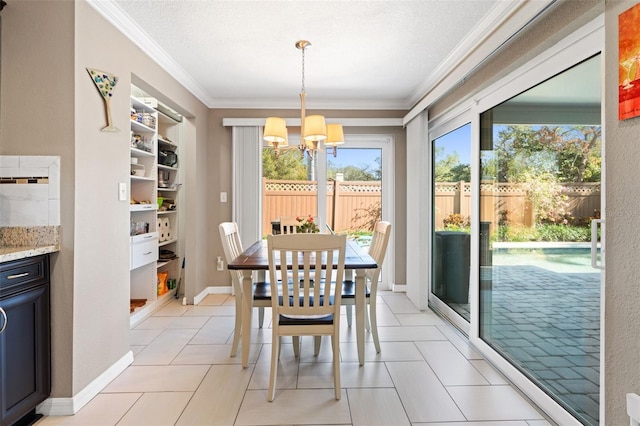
{"left": 327, "top": 158, "right": 381, "bottom": 181}
{"left": 262, "top": 148, "right": 307, "bottom": 180}
{"left": 434, "top": 147, "right": 470, "bottom": 181}
{"left": 494, "top": 125, "right": 601, "bottom": 183}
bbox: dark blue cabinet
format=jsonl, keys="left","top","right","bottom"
{"left": 0, "top": 255, "right": 50, "bottom": 426}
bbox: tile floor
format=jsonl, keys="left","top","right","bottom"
{"left": 36, "top": 292, "right": 554, "bottom": 426}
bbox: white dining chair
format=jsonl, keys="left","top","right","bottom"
{"left": 279, "top": 216, "right": 299, "bottom": 234}
{"left": 266, "top": 233, "right": 346, "bottom": 401}
{"left": 341, "top": 221, "right": 391, "bottom": 353}
{"left": 219, "top": 222, "right": 272, "bottom": 357}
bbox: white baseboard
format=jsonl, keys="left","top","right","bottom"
{"left": 130, "top": 291, "right": 176, "bottom": 328}
{"left": 392, "top": 283, "right": 407, "bottom": 292}
{"left": 193, "top": 286, "right": 232, "bottom": 305}
{"left": 37, "top": 351, "right": 134, "bottom": 416}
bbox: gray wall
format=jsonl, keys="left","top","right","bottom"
{"left": 1, "top": 0, "right": 210, "bottom": 398}
{"left": 604, "top": 2, "right": 640, "bottom": 424}
{"left": 207, "top": 108, "right": 408, "bottom": 289}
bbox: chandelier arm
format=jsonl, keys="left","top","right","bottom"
{"left": 300, "top": 91, "right": 306, "bottom": 152}
{"left": 300, "top": 42, "right": 308, "bottom": 156}
{"left": 265, "top": 39, "right": 338, "bottom": 160}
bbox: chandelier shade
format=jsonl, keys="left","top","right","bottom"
{"left": 303, "top": 115, "right": 327, "bottom": 142}
{"left": 263, "top": 117, "right": 287, "bottom": 146}
{"left": 325, "top": 123, "right": 345, "bottom": 147}
{"left": 263, "top": 40, "right": 343, "bottom": 158}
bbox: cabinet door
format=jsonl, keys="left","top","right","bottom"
{"left": 0, "top": 285, "right": 50, "bottom": 426}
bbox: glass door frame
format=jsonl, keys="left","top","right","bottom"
{"left": 428, "top": 111, "right": 474, "bottom": 335}
{"left": 316, "top": 134, "right": 395, "bottom": 290}
{"left": 426, "top": 16, "right": 604, "bottom": 426}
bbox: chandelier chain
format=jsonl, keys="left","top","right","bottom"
{"left": 301, "top": 45, "right": 306, "bottom": 94}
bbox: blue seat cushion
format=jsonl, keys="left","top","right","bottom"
{"left": 279, "top": 313, "right": 334, "bottom": 325}
{"left": 341, "top": 280, "right": 371, "bottom": 299}
{"left": 253, "top": 281, "right": 271, "bottom": 300}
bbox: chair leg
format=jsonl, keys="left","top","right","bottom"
{"left": 230, "top": 295, "right": 242, "bottom": 357}
{"left": 346, "top": 304, "right": 352, "bottom": 327}
{"left": 331, "top": 333, "right": 341, "bottom": 400}
{"left": 365, "top": 304, "right": 371, "bottom": 331}
{"left": 314, "top": 336, "right": 322, "bottom": 356}
{"left": 268, "top": 332, "right": 279, "bottom": 402}
{"left": 292, "top": 336, "right": 300, "bottom": 357}
{"left": 258, "top": 307, "right": 265, "bottom": 328}
{"left": 370, "top": 301, "right": 381, "bottom": 353}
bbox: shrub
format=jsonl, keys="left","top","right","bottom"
{"left": 494, "top": 223, "right": 594, "bottom": 242}
{"left": 443, "top": 213, "right": 470, "bottom": 229}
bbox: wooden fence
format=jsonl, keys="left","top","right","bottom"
{"left": 263, "top": 179, "right": 601, "bottom": 235}
{"left": 436, "top": 181, "right": 601, "bottom": 231}
{"left": 262, "top": 179, "right": 381, "bottom": 234}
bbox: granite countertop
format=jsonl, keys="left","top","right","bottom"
{"left": 0, "top": 226, "right": 60, "bottom": 263}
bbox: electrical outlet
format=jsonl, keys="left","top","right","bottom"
{"left": 216, "top": 256, "right": 224, "bottom": 271}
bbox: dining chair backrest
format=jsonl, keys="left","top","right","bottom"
{"left": 266, "top": 233, "right": 346, "bottom": 401}
{"left": 365, "top": 221, "right": 392, "bottom": 283}
{"left": 279, "top": 216, "right": 299, "bottom": 234}
{"left": 219, "top": 222, "right": 244, "bottom": 289}
{"left": 267, "top": 233, "right": 346, "bottom": 319}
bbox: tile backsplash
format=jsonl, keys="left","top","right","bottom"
{"left": 0, "top": 156, "right": 60, "bottom": 226}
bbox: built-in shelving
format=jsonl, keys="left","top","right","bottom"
{"left": 128, "top": 85, "right": 183, "bottom": 327}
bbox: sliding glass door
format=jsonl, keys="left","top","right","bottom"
{"left": 479, "top": 54, "right": 602, "bottom": 426}
{"left": 432, "top": 124, "right": 472, "bottom": 322}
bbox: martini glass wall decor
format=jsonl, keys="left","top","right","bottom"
{"left": 87, "top": 68, "right": 119, "bottom": 132}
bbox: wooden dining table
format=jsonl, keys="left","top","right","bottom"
{"left": 227, "top": 238, "right": 377, "bottom": 368}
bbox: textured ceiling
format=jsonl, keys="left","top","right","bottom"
{"left": 100, "top": 0, "right": 524, "bottom": 110}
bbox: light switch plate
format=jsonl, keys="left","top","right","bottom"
{"left": 220, "top": 192, "right": 227, "bottom": 203}
{"left": 119, "top": 182, "right": 127, "bottom": 201}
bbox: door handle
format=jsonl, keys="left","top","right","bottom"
{"left": 591, "top": 219, "right": 604, "bottom": 270}
{"left": 0, "top": 307, "right": 7, "bottom": 334}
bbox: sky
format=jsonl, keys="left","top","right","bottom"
{"left": 434, "top": 123, "right": 471, "bottom": 165}
{"left": 327, "top": 147, "right": 381, "bottom": 171}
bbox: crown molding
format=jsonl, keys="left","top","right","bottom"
{"left": 406, "top": 0, "right": 529, "bottom": 107}
{"left": 209, "top": 98, "right": 409, "bottom": 111}
{"left": 404, "top": 0, "right": 558, "bottom": 124}
{"left": 87, "top": 0, "right": 216, "bottom": 108}
{"left": 222, "top": 118, "right": 404, "bottom": 127}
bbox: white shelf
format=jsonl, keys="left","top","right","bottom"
{"left": 130, "top": 204, "right": 157, "bottom": 212}
{"left": 130, "top": 175, "right": 155, "bottom": 182}
{"left": 157, "top": 257, "right": 180, "bottom": 268}
{"left": 158, "top": 138, "right": 177, "bottom": 149}
{"left": 157, "top": 210, "right": 177, "bottom": 215}
{"left": 131, "top": 96, "right": 156, "bottom": 112}
{"left": 157, "top": 187, "right": 179, "bottom": 192}
{"left": 159, "top": 239, "right": 178, "bottom": 247}
{"left": 158, "top": 164, "right": 178, "bottom": 172}
{"left": 130, "top": 119, "right": 156, "bottom": 133}
{"left": 130, "top": 147, "right": 155, "bottom": 157}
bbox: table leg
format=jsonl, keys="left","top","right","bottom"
{"left": 355, "top": 268, "right": 366, "bottom": 366}
{"left": 241, "top": 270, "right": 254, "bottom": 368}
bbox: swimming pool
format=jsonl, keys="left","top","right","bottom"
{"left": 492, "top": 242, "right": 601, "bottom": 273}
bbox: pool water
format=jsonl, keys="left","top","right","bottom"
{"left": 492, "top": 246, "right": 601, "bottom": 273}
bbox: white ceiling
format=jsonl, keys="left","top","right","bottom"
{"left": 92, "top": 0, "right": 549, "bottom": 111}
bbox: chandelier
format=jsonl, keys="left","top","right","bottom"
{"left": 263, "top": 40, "right": 344, "bottom": 158}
